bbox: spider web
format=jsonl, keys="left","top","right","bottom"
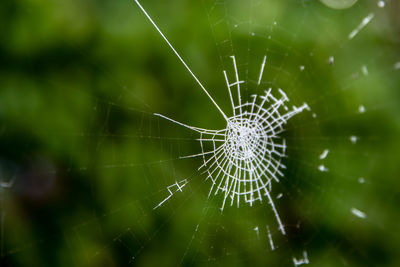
{"left": 1, "top": 0, "right": 400, "bottom": 266}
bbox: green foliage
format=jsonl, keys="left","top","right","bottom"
{"left": 0, "top": 0, "right": 399, "bottom": 266}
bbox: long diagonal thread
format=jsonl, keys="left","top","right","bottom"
{"left": 134, "top": 0, "right": 228, "bottom": 120}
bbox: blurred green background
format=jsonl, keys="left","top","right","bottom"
{"left": 1, "top": 0, "right": 400, "bottom": 266}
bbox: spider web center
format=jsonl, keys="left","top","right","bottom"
{"left": 225, "top": 116, "right": 266, "bottom": 162}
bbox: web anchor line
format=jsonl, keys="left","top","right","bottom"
{"left": 134, "top": 0, "right": 227, "bottom": 121}
{"left": 135, "top": 0, "right": 309, "bottom": 236}
{"left": 154, "top": 179, "right": 188, "bottom": 210}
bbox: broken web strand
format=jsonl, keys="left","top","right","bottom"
{"left": 292, "top": 4, "right": 391, "bottom": 116}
